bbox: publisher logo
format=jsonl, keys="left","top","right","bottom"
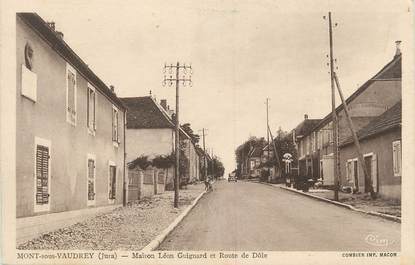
{"left": 365, "top": 233, "right": 393, "bottom": 247}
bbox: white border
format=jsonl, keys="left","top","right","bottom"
{"left": 65, "top": 62, "right": 77, "bottom": 126}
{"left": 108, "top": 160, "right": 116, "bottom": 204}
{"left": 86, "top": 153, "right": 96, "bottom": 206}
{"left": 33, "top": 136, "right": 51, "bottom": 213}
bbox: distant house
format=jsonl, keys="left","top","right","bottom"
{"left": 121, "top": 96, "right": 199, "bottom": 200}
{"left": 296, "top": 43, "right": 402, "bottom": 188}
{"left": 260, "top": 143, "right": 281, "bottom": 182}
{"left": 16, "top": 13, "right": 127, "bottom": 243}
{"left": 292, "top": 115, "right": 322, "bottom": 183}
{"left": 340, "top": 101, "right": 401, "bottom": 200}
{"left": 248, "top": 146, "right": 262, "bottom": 178}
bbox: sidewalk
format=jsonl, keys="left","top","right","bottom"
{"left": 17, "top": 183, "right": 205, "bottom": 250}
{"left": 269, "top": 183, "right": 401, "bottom": 222}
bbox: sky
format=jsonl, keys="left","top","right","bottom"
{"left": 18, "top": 0, "right": 410, "bottom": 175}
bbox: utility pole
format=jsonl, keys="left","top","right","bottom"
{"left": 327, "top": 12, "right": 339, "bottom": 201}
{"left": 211, "top": 148, "right": 214, "bottom": 179}
{"left": 266, "top": 98, "right": 270, "bottom": 181}
{"left": 201, "top": 128, "right": 208, "bottom": 181}
{"left": 333, "top": 73, "right": 375, "bottom": 198}
{"left": 163, "top": 62, "right": 192, "bottom": 208}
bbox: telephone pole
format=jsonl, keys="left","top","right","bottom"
{"left": 200, "top": 128, "right": 208, "bottom": 180}
{"left": 266, "top": 98, "right": 270, "bottom": 181}
{"left": 163, "top": 62, "right": 192, "bottom": 208}
{"left": 327, "top": 12, "right": 339, "bottom": 201}
{"left": 211, "top": 148, "right": 214, "bottom": 179}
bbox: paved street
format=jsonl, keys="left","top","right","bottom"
{"left": 158, "top": 180, "right": 400, "bottom": 251}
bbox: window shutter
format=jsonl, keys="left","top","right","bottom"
{"left": 88, "top": 159, "right": 95, "bottom": 201}
{"left": 345, "top": 162, "right": 349, "bottom": 182}
{"left": 371, "top": 154, "right": 377, "bottom": 191}
{"left": 350, "top": 161, "right": 354, "bottom": 184}
{"left": 36, "top": 145, "right": 49, "bottom": 205}
{"left": 397, "top": 141, "right": 401, "bottom": 176}
{"left": 392, "top": 142, "right": 397, "bottom": 175}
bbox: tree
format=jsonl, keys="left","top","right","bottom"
{"left": 208, "top": 156, "right": 225, "bottom": 179}
{"left": 181, "top": 123, "right": 200, "bottom": 144}
{"left": 272, "top": 130, "right": 297, "bottom": 172}
{"left": 235, "top": 136, "right": 266, "bottom": 178}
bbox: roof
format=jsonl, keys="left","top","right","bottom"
{"left": 121, "top": 96, "right": 191, "bottom": 140}
{"left": 294, "top": 119, "right": 321, "bottom": 140}
{"left": 340, "top": 101, "right": 401, "bottom": 147}
{"left": 313, "top": 54, "right": 401, "bottom": 132}
{"left": 17, "top": 13, "right": 126, "bottom": 111}
{"left": 121, "top": 96, "right": 174, "bottom": 129}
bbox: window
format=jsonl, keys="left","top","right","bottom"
{"left": 392, "top": 140, "right": 402, "bottom": 176}
{"left": 112, "top": 106, "right": 119, "bottom": 144}
{"left": 87, "top": 83, "right": 97, "bottom": 134}
{"left": 34, "top": 137, "right": 51, "bottom": 212}
{"left": 87, "top": 154, "right": 96, "bottom": 206}
{"left": 108, "top": 162, "right": 116, "bottom": 201}
{"left": 21, "top": 43, "right": 37, "bottom": 102}
{"left": 66, "top": 63, "right": 77, "bottom": 125}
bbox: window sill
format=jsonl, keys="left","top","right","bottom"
{"left": 34, "top": 204, "right": 50, "bottom": 213}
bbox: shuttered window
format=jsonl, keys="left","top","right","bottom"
{"left": 87, "top": 85, "right": 96, "bottom": 132}
{"left": 392, "top": 140, "right": 402, "bottom": 177}
{"left": 371, "top": 154, "right": 378, "bottom": 191}
{"left": 109, "top": 165, "right": 116, "bottom": 200}
{"left": 112, "top": 106, "right": 119, "bottom": 143}
{"left": 66, "top": 64, "right": 77, "bottom": 125}
{"left": 35, "top": 145, "right": 49, "bottom": 205}
{"left": 87, "top": 158, "right": 95, "bottom": 204}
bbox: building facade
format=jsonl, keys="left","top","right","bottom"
{"left": 16, "top": 13, "right": 126, "bottom": 242}
{"left": 296, "top": 46, "right": 402, "bottom": 188}
{"left": 340, "top": 102, "right": 401, "bottom": 200}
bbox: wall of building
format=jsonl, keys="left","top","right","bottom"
{"left": 337, "top": 80, "right": 401, "bottom": 143}
{"left": 306, "top": 78, "right": 401, "bottom": 181}
{"left": 339, "top": 129, "right": 401, "bottom": 200}
{"left": 16, "top": 17, "right": 125, "bottom": 218}
{"left": 125, "top": 128, "right": 173, "bottom": 163}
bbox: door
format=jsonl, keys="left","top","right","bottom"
{"left": 35, "top": 141, "right": 51, "bottom": 212}
{"left": 353, "top": 160, "right": 359, "bottom": 191}
{"left": 87, "top": 155, "right": 96, "bottom": 206}
{"left": 364, "top": 155, "right": 372, "bottom": 193}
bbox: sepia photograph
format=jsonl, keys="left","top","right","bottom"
{"left": 1, "top": 1, "right": 414, "bottom": 264}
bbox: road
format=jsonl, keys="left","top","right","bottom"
{"left": 158, "top": 180, "right": 400, "bottom": 251}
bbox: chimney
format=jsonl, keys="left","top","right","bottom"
{"left": 110, "top": 85, "right": 115, "bottom": 93}
{"left": 56, "top": 31, "right": 64, "bottom": 39}
{"left": 395, "top": 40, "right": 402, "bottom": 56}
{"left": 304, "top": 114, "right": 308, "bottom": 120}
{"left": 160, "top": 99, "right": 167, "bottom": 110}
{"left": 46, "top": 21, "right": 55, "bottom": 31}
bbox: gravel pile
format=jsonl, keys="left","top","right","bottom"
{"left": 18, "top": 183, "right": 204, "bottom": 250}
